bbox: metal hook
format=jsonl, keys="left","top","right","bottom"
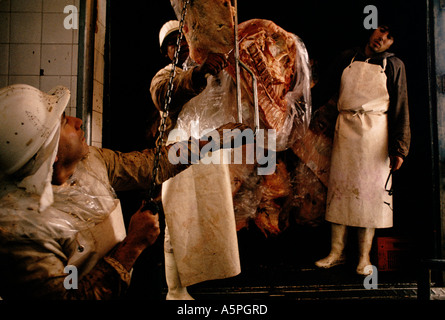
{"left": 233, "top": 0, "right": 260, "bottom": 136}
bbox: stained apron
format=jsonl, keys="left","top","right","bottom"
{"left": 162, "top": 152, "right": 241, "bottom": 287}
{"left": 161, "top": 71, "right": 241, "bottom": 287}
{"left": 325, "top": 57, "right": 393, "bottom": 228}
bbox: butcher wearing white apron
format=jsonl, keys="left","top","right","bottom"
{"left": 314, "top": 25, "right": 410, "bottom": 276}
{"left": 316, "top": 57, "right": 393, "bottom": 275}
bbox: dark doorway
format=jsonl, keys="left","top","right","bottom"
{"left": 105, "top": 0, "right": 433, "bottom": 299}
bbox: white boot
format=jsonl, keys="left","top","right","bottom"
{"left": 356, "top": 227, "right": 375, "bottom": 275}
{"left": 164, "top": 251, "right": 194, "bottom": 300}
{"left": 315, "top": 223, "right": 347, "bottom": 268}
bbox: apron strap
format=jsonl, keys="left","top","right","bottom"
{"left": 348, "top": 54, "right": 357, "bottom": 67}
{"left": 349, "top": 55, "right": 387, "bottom": 73}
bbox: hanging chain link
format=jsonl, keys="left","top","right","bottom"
{"left": 144, "top": 0, "right": 190, "bottom": 212}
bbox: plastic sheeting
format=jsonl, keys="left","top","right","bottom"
{"left": 172, "top": 23, "right": 312, "bottom": 151}
{"left": 164, "top": 15, "right": 314, "bottom": 234}
{"left": 0, "top": 153, "right": 118, "bottom": 242}
{"left": 174, "top": 68, "right": 239, "bottom": 140}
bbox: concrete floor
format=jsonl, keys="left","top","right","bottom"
{"left": 183, "top": 263, "right": 422, "bottom": 300}
{"left": 127, "top": 221, "right": 444, "bottom": 302}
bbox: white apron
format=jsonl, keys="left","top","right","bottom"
{"left": 325, "top": 57, "right": 393, "bottom": 228}
{"left": 161, "top": 72, "right": 241, "bottom": 287}
{"left": 162, "top": 154, "right": 241, "bottom": 287}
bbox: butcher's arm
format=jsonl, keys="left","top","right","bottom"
{"left": 149, "top": 65, "right": 206, "bottom": 117}
{"left": 387, "top": 57, "right": 411, "bottom": 160}
{"left": 95, "top": 145, "right": 190, "bottom": 192}
{"left": 97, "top": 122, "right": 249, "bottom": 192}
{"left": 150, "top": 54, "right": 227, "bottom": 116}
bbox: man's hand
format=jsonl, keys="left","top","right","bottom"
{"left": 168, "top": 123, "right": 253, "bottom": 165}
{"left": 192, "top": 52, "right": 228, "bottom": 88}
{"left": 126, "top": 202, "right": 160, "bottom": 247}
{"left": 110, "top": 202, "right": 160, "bottom": 271}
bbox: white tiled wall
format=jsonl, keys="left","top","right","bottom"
{"left": 0, "top": 0, "right": 107, "bottom": 147}
{"left": 0, "top": 0, "right": 80, "bottom": 118}
{"left": 91, "top": 0, "right": 106, "bottom": 148}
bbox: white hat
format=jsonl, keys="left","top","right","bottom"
{"left": 0, "top": 84, "right": 70, "bottom": 175}
{"left": 159, "top": 20, "right": 180, "bottom": 49}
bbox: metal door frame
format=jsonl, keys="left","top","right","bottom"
{"left": 427, "top": 0, "right": 445, "bottom": 273}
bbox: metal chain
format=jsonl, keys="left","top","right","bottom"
{"left": 145, "top": 0, "right": 190, "bottom": 209}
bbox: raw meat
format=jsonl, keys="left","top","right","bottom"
{"left": 229, "top": 159, "right": 292, "bottom": 236}
{"left": 168, "top": 1, "right": 321, "bottom": 233}
{"left": 291, "top": 128, "right": 332, "bottom": 187}
{"left": 229, "top": 163, "right": 262, "bottom": 231}
{"left": 254, "top": 160, "right": 291, "bottom": 236}
{"left": 170, "top": 0, "right": 235, "bottom": 64}
{"left": 227, "top": 19, "right": 298, "bottom": 132}
{"left": 289, "top": 156, "right": 327, "bottom": 226}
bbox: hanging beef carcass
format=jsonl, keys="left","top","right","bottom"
{"left": 171, "top": 0, "right": 311, "bottom": 145}
{"left": 170, "top": 0, "right": 235, "bottom": 64}
{"left": 169, "top": 0, "right": 325, "bottom": 233}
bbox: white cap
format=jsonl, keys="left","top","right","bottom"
{"left": 159, "top": 20, "right": 180, "bottom": 49}
{"left": 0, "top": 84, "right": 70, "bottom": 175}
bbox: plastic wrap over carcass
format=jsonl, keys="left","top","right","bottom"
{"left": 169, "top": 3, "right": 312, "bottom": 150}
{"left": 282, "top": 34, "right": 312, "bottom": 149}
{"left": 171, "top": 67, "right": 239, "bottom": 141}
{"left": 229, "top": 163, "right": 262, "bottom": 230}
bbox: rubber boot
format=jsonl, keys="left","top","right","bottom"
{"left": 356, "top": 227, "right": 375, "bottom": 275}
{"left": 164, "top": 251, "right": 194, "bottom": 300}
{"left": 315, "top": 223, "right": 347, "bottom": 268}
